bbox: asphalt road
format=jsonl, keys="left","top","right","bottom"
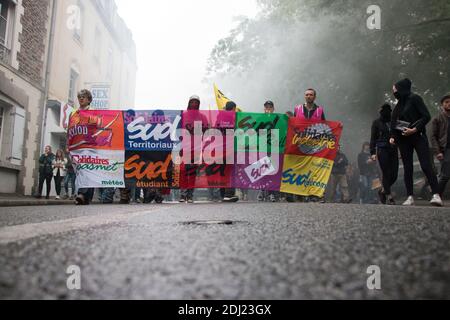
{"left": 0, "top": 202, "right": 449, "bottom": 300}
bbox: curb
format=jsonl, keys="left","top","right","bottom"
{"left": 0, "top": 200, "right": 74, "bottom": 208}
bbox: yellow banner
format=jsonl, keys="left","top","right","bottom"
{"left": 280, "top": 155, "right": 334, "bottom": 197}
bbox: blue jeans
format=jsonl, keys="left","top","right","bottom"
{"left": 64, "top": 172, "right": 76, "bottom": 196}
{"left": 360, "top": 175, "right": 375, "bottom": 204}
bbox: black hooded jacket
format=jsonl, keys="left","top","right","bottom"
{"left": 390, "top": 79, "right": 431, "bottom": 138}
{"left": 370, "top": 118, "right": 392, "bottom": 155}
{"left": 370, "top": 104, "right": 394, "bottom": 155}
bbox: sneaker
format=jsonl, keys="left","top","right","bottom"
{"left": 269, "top": 194, "right": 277, "bottom": 203}
{"left": 402, "top": 196, "right": 415, "bottom": 206}
{"left": 187, "top": 198, "right": 194, "bottom": 204}
{"left": 430, "top": 194, "right": 443, "bottom": 207}
{"left": 223, "top": 196, "right": 239, "bottom": 203}
{"left": 179, "top": 196, "right": 187, "bottom": 203}
{"left": 378, "top": 189, "right": 387, "bottom": 205}
{"left": 55, "top": 196, "right": 60, "bottom": 200}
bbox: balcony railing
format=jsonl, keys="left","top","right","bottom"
{"left": 0, "top": 42, "right": 11, "bottom": 66}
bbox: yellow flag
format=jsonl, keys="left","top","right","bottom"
{"left": 214, "top": 84, "right": 243, "bottom": 112}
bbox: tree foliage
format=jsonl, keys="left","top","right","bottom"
{"left": 206, "top": 0, "right": 450, "bottom": 155}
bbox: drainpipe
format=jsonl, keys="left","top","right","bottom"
{"left": 34, "top": 0, "right": 57, "bottom": 194}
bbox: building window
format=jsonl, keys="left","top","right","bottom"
{"left": 68, "top": 69, "right": 79, "bottom": 105}
{"left": 73, "top": 1, "right": 84, "bottom": 42}
{"left": 0, "top": 0, "right": 10, "bottom": 45}
{"left": 0, "top": 0, "right": 13, "bottom": 65}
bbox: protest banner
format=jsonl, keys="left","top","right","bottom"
{"left": 68, "top": 110, "right": 342, "bottom": 195}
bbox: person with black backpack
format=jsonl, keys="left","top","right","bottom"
{"left": 370, "top": 104, "right": 399, "bottom": 205}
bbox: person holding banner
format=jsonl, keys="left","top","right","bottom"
{"left": 220, "top": 101, "right": 240, "bottom": 203}
{"left": 179, "top": 95, "right": 209, "bottom": 203}
{"left": 293, "top": 88, "right": 327, "bottom": 203}
{"left": 71, "top": 89, "right": 96, "bottom": 205}
{"left": 257, "top": 101, "right": 280, "bottom": 202}
{"left": 294, "top": 88, "right": 326, "bottom": 121}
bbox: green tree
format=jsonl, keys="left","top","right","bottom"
{"left": 206, "top": 0, "right": 450, "bottom": 156}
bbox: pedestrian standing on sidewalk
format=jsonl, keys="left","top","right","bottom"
{"left": 431, "top": 93, "right": 450, "bottom": 197}
{"left": 370, "top": 104, "right": 399, "bottom": 205}
{"left": 389, "top": 78, "right": 443, "bottom": 207}
{"left": 63, "top": 149, "right": 76, "bottom": 200}
{"left": 36, "top": 145, "right": 55, "bottom": 199}
{"left": 52, "top": 149, "right": 67, "bottom": 200}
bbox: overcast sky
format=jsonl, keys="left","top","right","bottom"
{"left": 115, "top": 0, "right": 258, "bottom": 110}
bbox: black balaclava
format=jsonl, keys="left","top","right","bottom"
{"left": 380, "top": 103, "right": 392, "bottom": 122}
{"left": 394, "top": 78, "right": 412, "bottom": 100}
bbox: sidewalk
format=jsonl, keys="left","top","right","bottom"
{"left": 0, "top": 194, "right": 73, "bottom": 208}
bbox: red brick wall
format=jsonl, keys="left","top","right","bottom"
{"left": 17, "top": 0, "right": 50, "bottom": 86}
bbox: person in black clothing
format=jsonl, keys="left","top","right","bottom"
{"left": 370, "top": 104, "right": 398, "bottom": 205}
{"left": 36, "top": 145, "right": 55, "bottom": 199}
{"left": 389, "top": 78, "right": 443, "bottom": 207}
{"left": 358, "top": 142, "right": 379, "bottom": 204}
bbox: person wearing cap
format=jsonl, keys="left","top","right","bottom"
{"left": 220, "top": 101, "right": 240, "bottom": 203}
{"left": 294, "top": 88, "right": 326, "bottom": 121}
{"left": 257, "top": 101, "right": 280, "bottom": 202}
{"left": 431, "top": 94, "right": 450, "bottom": 197}
{"left": 389, "top": 78, "right": 443, "bottom": 207}
{"left": 179, "top": 95, "right": 209, "bottom": 203}
{"left": 370, "top": 103, "right": 398, "bottom": 205}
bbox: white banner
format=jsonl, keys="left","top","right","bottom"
{"left": 71, "top": 149, "right": 125, "bottom": 188}
{"left": 60, "top": 102, "right": 75, "bottom": 129}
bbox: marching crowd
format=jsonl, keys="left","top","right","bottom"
{"left": 35, "top": 79, "right": 450, "bottom": 207}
